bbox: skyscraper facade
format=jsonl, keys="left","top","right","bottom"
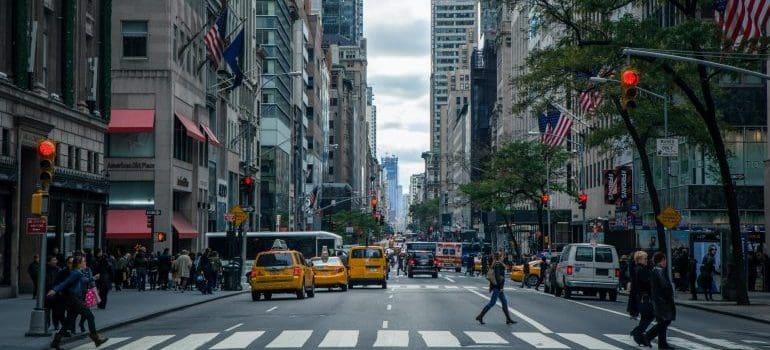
{"left": 382, "top": 155, "right": 399, "bottom": 224}
{"left": 322, "top": 0, "right": 364, "bottom": 46}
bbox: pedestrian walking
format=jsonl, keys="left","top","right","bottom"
{"left": 534, "top": 256, "right": 547, "bottom": 291}
{"left": 688, "top": 255, "right": 698, "bottom": 300}
{"left": 134, "top": 249, "right": 148, "bottom": 291}
{"left": 93, "top": 248, "right": 113, "bottom": 309}
{"left": 475, "top": 253, "right": 516, "bottom": 325}
{"left": 643, "top": 252, "right": 676, "bottom": 349}
{"left": 158, "top": 248, "right": 172, "bottom": 290}
{"left": 47, "top": 256, "right": 108, "bottom": 350}
{"left": 52, "top": 247, "right": 66, "bottom": 269}
{"left": 50, "top": 257, "right": 73, "bottom": 334}
{"left": 699, "top": 246, "right": 717, "bottom": 301}
{"left": 115, "top": 252, "right": 128, "bottom": 291}
{"left": 747, "top": 252, "right": 758, "bottom": 291}
{"left": 27, "top": 254, "right": 40, "bottom": 298}
{"left": 210, "top": 251, "right": 222, "bottom": 291}
{"left": 44, "top": 255, "right": 61, "bottom": 330}
{"left": 626, "top": 252, "right": 639, "bottom": 319}
{"left": 396, "top": 253, "right": 404, "bottom": 276}
{"left": 77, "top": 259, "right": 97, "bottom": 333}
{"left": 629, "top": 251, "right": 653, "bottom": 347}
{"left": 148, "top": 252, "right": 159, "bottom": 290}
{"left": 466, "top": 254, "right": 475, "bottom": 276}
{"left": 176, "top": 250, "right": 193, "bottom": 292}
{"left": 521, "top": 257, "right": 531, "bottom": 288}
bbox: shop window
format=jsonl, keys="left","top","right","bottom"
{"left": 109, "top": 181, "right": 154, "bottom": 207}
{"left": 109, "top": 132, "right": 154, "bottom": 158}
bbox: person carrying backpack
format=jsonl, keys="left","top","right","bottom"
{"left": 475, "top": 253, "right": 516, "bottom": 325}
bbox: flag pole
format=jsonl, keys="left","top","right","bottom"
{"left": 177, "top": 1, "right": 229, "bottom": 60}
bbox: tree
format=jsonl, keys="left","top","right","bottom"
{"left": 408, "top": 199, "right": 440, "bottom": 234}
{"left": 329, "top": 210, "right": 381, "bottom": 245}
{"left": 502, "top": 0, "right": 759, "bottom": 304}
{"left": 460, "top": 141, "right": 569, "bottom": 255}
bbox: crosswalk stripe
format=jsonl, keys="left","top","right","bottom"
{"left": 513, "top": 332, "right": 570, "bottom": 349}
{"left": 116, "top": 335, "right": 175, "bottom": 350}
{"left": 72, "top": 337, "right": 131, "bottom": 350}
{"left": 557, "top": 333, "right": 621, "bottom": 350}
{"left": 374, "top": 330, "right": 409, "bottom": 347}
{"left": 160, "top": 333, "right": 218, "bottom": 350}
{"left": 406, "top": 285, "right": 421, "bottom": 289}
{"left": 445, "top": 285, "right": 459, "bottom": 289}
{"left": 424, "top": 285, "right": 440, "bottom": 289}
{"left": 210, "top": 331, "right": 265, "bottom": 349}
{"left": 744, "top": 340, "right": 769, "bottom": 344}
{"left": 463, "top": 286, "right": 478, "bottom": 289}
{"left": 668, "top": 337, "right": 719, "bottom": 350}
{"left": 319, "top": 330, "right": 359, "bottom": 348}
{"left": 670, "top": 327, "right": 756, "bottom": 350}
{"left": 265, "top": 330, "right": 313, "bottom": 348}
{"left": 464, "top": 331, "right": 508, "bottom": 345}
{"left": 419, "top": 331, "right": 461, "bottom": 348}
{"left": 603, "top": 334, "right": 640, "bottom": 347}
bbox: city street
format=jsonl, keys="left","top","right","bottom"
{"left": 66, "top": 271, "right": 770, "bottom": 350}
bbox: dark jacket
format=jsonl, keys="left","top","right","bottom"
{"left": 632, "top": 265, "right": 653, "bottom": 316}
{"left": 134, "top": 252, "right": 147, "bottom": 269}
{"left": 53, "top": 269, "right": 87, "bottom": 301}
{"left": 158, "top": 253, "right": 172, "bottom": 271}
{"left": 490, "top": 261, "right": 506, "bottom": 290}
{"left": 93, "top": 255, "right": 113, "bottom": 285}
{"left": 626, "top": 260, "right": 639, "bottom": 316}
{"left": 650, "top": 266, "right": 676, "bottom": 321}
{"left": 45, "top": 264, "right": 60, "bottom": 291}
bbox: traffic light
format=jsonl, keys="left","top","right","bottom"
{"left": 371, "top": 197, "right": 378, "bottom": 217}
{"left": 156, "top": 232, "right": 166, "bottom": 242}
{"left": 31, "top": 190, "right": 49, "bottom": 216}
{"left": 578, "top": 192, "right": 588, "bottom": 210}
{"left": 37, "top": 139, "right": 56, "bottom": 191}
{"left": 541, "top": 193, "right": 550, "bottom": 208}
{"left": 620, "top": 68, "right": 639, "bottom": 110}
{"left": 240, "top": 175, "right": 254, "bottom": 194}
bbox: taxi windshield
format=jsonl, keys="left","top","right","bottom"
{"left": 311, "top": 257, "right": 342, "bottom": 267}
{"left": 351, "top": 248, "right": 382, "bottom": 259}
{"left": 256, "top": 253, "right": 293, "bottom": 267}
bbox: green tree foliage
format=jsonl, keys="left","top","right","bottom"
{"left": 408, "top": 199, "right": 440, "bottom": 233}
{"left": 329, "top": 210, "right": 382, "bottom": 245}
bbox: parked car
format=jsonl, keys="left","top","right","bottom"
{"left": 543, "top": 256, "right": 560, "bottom": 294}
{"left": 554, "top": 243, "right": 620, "bottom": 301}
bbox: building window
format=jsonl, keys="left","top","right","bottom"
{"left": 0, "top": 128, "right": 9, "bottom": 156}
{"left": 328, "top": 166, "right": 334, "bottom": 175}
{"left": 329, "top": 120, "right": 334, "bottom": 129}
{"left": 122, "top": 21, "right": 148, "bottom": 58}
{"left": 108, "top": 133, "right": 155, "bottom": 158}
{"left": 330, "top": 98, "right": 338, "bottom": 106}
{"left": 173, "top": 118, "right": 193, "bottom": 163}
{"left": 87, "top": 151, "right": 94, "bottom": 173}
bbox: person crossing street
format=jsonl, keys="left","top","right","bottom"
{"left": 475, "top": 253, "right": 516, "bottom": 325}
{"left": 644, "top": 252, "right": 676, "bottom": 349}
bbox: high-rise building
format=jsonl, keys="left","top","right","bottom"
{"left": 382, "top": 155, "right": 399, "bottom": 224}
{"left": 322, "top": 0, "right": 364, "bottom": 46}
{"left": 367, "top": 86, "right": 377, "bottom": 158}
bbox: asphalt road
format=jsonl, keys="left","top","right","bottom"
{"left": 66, "top": 270, "right": 770, "bottom": 349}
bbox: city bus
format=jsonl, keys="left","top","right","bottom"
{"left": 206, "top": 231, "right": 344, "bottom": 261}
{"left": 461, "top": 242, "right": 491, "bottom": 266}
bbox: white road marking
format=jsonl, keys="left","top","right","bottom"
{"left": 387, "top": 304, "right": 392, "bottom": 310}
{"left": 443, "top": 276, "right": 456, "bottom": 283}
{"left": 419, "top": 331, "right": 461, "bottom": 348}
{"left": 603, "top": 334, "right": 641, "bottom": 348}
{"left": 424, "top": 285, "right": 440, "bottom": 289}
{"left": 161, "top": 333, "right": 218, "bottom": 350}
{"left": 744, "top": 340, "right": 770, "bottom": 344}
{"left": 668, "top": 337, "right": 719, "bottom": 350}
{"left": 224, "top": 323, "right": 243, "bottom": 332}
{"left": 463, "top": 286, "right": 478, "bottom": 290}
{"left": 319, "top": 330, "right": 359, "bottom": 348}
{"left": 266, "top": 306, "right": 278, "bottom": 313}
{"left": 72, "top": 337, "right": 131, "bottom": 350}
{"left": 406, "top": 285, "right": 421, "bottom": 289}
{"left": 382, "top": 320, "right": 389, "bottom": 329}
{"left": 557, "top": 333, "right": 621, "bottom": 350}
{"left": 464, "top": 331, "right": 509, "bottom": 345}
{"left": 667, "top": 327, "right": 755, "bottom": 350}
{"left": 373, "top": 330, "right": 409, "bottom": 347}
{"left": 265, "top": 330, "right": 313, "bottom": 348}
{"left": 116, "top": 335, "right": 175, "bottom": 350}
{"left": 210, "top": 331, "right": 265, "bottom": 349}
{"left": 445, "top": 285, "right": 459, "bottom": 289}
{"left": 469, "top": 289, "right": 553, "bottom": 333}
{"left": 513, "top": 332, "right": 570, "bottom": 349}
{"left": 389, "top": 294, "right": 394, "bottom": 299}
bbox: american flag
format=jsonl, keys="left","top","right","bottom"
{"left": 308, "top": 186, "right": 319, "bottom": 208}
{"left": 204, "top": 8, "right": 227, "bottom": 69}
{"left": 715, "top": 0, "right": 770, "bottom": 47}
{"left": 578, "top": 66, "right": 614, "bottom": 115}
{"left": 539, "top": 111, "right": 573, "bottom": 146}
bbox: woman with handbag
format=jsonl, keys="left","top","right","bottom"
{"left": 475, "top": 253, "right": 516, "bottom": 325}
{"left": 629, "top": 251, "right": 653, "bottom": 347}
{"left": 47, "top": 256, "right": 108, "bottom": 350}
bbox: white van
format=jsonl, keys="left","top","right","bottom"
{"left": 554, "top": 243, "right": 620, "bottom": 301}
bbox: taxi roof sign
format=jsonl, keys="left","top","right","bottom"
{"left": 271, "top": 239, "right": 288, "bottom": 250}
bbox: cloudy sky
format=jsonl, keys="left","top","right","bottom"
{"left": 364, "top": 0, "right": 431, "bottom": 194}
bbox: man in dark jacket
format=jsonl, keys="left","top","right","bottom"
{"left": 134, "top": 250, "right": 148, "bottom": 291}
{"left": 645, "top": 252, "right": 675, "bottom": 349}
{"left": 27, "top": 255, "right": 40, "bottom": 298}
{"left": 44, "top": 256, "right": 61, "bottom": 330}
{"left": 475, "top": 253, "right": 516, "bottom": 325}
{"left": 93, "top": 249, "right": 113, "bottom": 309}
{"left": 157, "top": 249, "right": 172, "bottom": 290}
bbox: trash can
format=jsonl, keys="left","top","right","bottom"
{"left": 222, "top": 263, "right": 241, "bottom": 291}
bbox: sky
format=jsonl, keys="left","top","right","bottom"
{"left": 364, "top": 0, "right": 431, "bottom": 195}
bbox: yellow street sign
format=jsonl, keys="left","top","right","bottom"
{"left": 657, "top": 206, "right": 682, "bottom": 229}
{"left": 229, "top": 205, "right": 248, "bottom": 227}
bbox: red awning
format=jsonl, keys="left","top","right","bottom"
{"left": 175, "top": 113, "right": 206, "bottom": 142}
{"left": 108, "top": 109, "right": 155, "bottom": 133}
{"left": 106, "top": 210, "right": 151, "bottom": 240}
{"left": 200, "top": 124, "right": 222, "bottom": 147}
{"left": 173, "top": 212, "right": 198, "bottom": 239}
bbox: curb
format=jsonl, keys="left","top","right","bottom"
{"left": 61, "top": 290, "right": 247, "bottom": 345}
{"left": 619, "top": 291, "right": 770, "bottom": 325}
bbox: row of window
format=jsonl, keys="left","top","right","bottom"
{"left": 435, "top": 20, "right": 475, "bottom": 26}
{"left": 0, "top": 128, "right": 10, "bottom": 157}
{"left": 435, "top": 5, "right": 475, "bottom": 11}
{"left": 56, "top": 143, "right": 102, "bottom": 175}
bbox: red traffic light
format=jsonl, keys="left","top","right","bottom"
{"left": 371, "top": 197, "right": 378, "bottom": 207}
{"left": 242, "top": 176, "right": 254, "bottom": 186}
{"left": 578, "top": 192, "right": 588, "bottom": 203}
{"left": 541, "top": 193, "right": 550, "bottom": 204}
{"left": 621, "top": 69, "right": 639, "bottom": 86}
{"left": 37, "top": 139, "right": 56, "bottom": 158}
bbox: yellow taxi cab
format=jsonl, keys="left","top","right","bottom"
{"left": 250, "top": 239, "right": 315, "bottom": 301}
{"left": 310, "top": 255, "right": 348, "bottom": 291}
{"left": 347, "top": 245, "right": 387, "bottom": 289}
{"left": 511, "top": 260, "right": 542, "bottom": 284}
{"left": 474, "top": 256, "right": 482, "bottom": 272}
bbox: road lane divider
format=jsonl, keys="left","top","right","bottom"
{"left": 468, "top": 289, "right": 553, "bottom": 333}
{"left": 443, "top": 276, "right": 456, "bottom": 283}
{"left": 382, "top": 320, "right": 389, "bottom": 329}
{"left": 266, "top": 306, "right": 278, "bottom": 313}
{"left": 224, "top": 323, "right": 243, "bottom": 332}
{"left": 387, "top": 304, "right": 392, "bottom": 311}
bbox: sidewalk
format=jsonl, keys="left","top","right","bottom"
{"left": 0, "top": 288, "right": 246, "bottom": 349}
{"left": 621, "top": 289, "right": 770, "bottom": 324}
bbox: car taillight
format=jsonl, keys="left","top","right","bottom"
{"left": 293, "top": 267, "right": 301, "bottom": 276}
{"left": 336, "top": 267, "right": 345, "bottom": 273}
{"left": 615, "top": 268, "right": 621, "bottom": 278}
{"left": 566, "top": 265, "right": 573, "bottom": 275}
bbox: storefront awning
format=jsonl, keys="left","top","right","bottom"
{"left": 108, "top": 109, "right": 155, "bottom": 133}
{"left": 106, "top": 210, "right": 151, "bottom": 240}
{"left": 173, "top": 212, "right": 198, "bottom": 239}
{"left": 175, "top": 113, "right": 206, "bottom": 142}
{"left": 200, "top": 123, "right": 222, "bottom": 147}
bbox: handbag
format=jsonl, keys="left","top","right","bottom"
{"left": 84, "top": 287, "right": 99, "bottom": 308}
{"left": 486, "top": 264, "right": 497, "bottom": 284}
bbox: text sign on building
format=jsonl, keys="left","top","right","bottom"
{"left": 604, "top": 166, "right": 633, "bottom": 206}
{"left": 26, "top": 217, "right": 48, "bottom": 235}
{"left": 656, "top": 138, "right": 678, "bottom": 157}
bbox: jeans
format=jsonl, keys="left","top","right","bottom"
{"left": 521, "top": 273, "right": 530, "bottom": 288}
{"left": 59, "top": 296, "right": 95, "bottom": 335}
{"left": 136, "top": 268, "right": 147, "bottom": 291}
{"left": 485, "top": 288, "right": 509, "bottom": 309}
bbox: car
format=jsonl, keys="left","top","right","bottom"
{"left": 249, "top": 240, "right": 315, "bottom": 301}
{"left": 408, "top": 251, "right": 439, "bottom": 278}
{"left": 348, "top": 246, "right": 388, "bottom": 289}
{"left": 310, "top": 256, "right": 348, "bottom": 291}
{"left": 543, "top": 256, "right": 560, "bottom": 294}
{"left": 554, "top": 243, "right": 620, "bottom": 301}
{"left": 510, "top": 261, "right": 542, "bottom": 287}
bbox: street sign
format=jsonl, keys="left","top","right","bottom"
{"left": 346, "top": 226, "right": 354, "bottom": 234}
{"left": 224, "top": 213, "right": 235, "bottom": 222}
{"left": 229, "top": 205, "right": 248, "bottom": 227}
{"left": 730, "top": 174, "right": 745, "bottom": 181}
{"left": 630, "top": 203, "right": 639, "bottom": 212}
{"left": 656, "top": 138, "right": 678, "bottom": 157}
{"left": 656, "top": 206, "right": 682, "bottom": 229}
{"left": 26, "top": 217, "right": 47, "bottom": 235}
{"left": 145, "top": 209, "right": 162, "bottom": 216}
{"left": 242, "top": 206, "right": 255, "bottom": 213}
